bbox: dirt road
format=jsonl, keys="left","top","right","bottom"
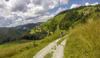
{"left": 33, "top": 35, "right": 68, "bottom": 58}
{"left": 33, "top": 38, "right": 61, "bottom": 58}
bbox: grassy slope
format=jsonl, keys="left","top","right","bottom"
{"left": 0, "top": 40, "right": 32, "bottom": 49}
{"left": 30, "top": 13, "right": 66, "bottom": 34}
{"left": 64, "top": 6, "right": 100, "bottom": 58}
{"left": 64, "top": 18, "right": 100, "bottom": 58}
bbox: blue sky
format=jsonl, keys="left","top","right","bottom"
{"left": 0, "top": 0, "right": 100, "bottom": 27}
{"left": 49, "top": 0, "right": 100, "bottom": 13}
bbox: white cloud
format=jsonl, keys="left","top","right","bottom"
{"left": 0, "top": 0, "right": 69, "bottom": 27}
{"left": 91, "top": 2, "right": 99, "bottom": 6}
{"left": 85, "top": 2, "right": 90, "bottom": 6}
{"left": 85, "top": 2, "right": 99, "bottom": 6}
{"left": 70, "top": 4, "right": 81, "bottom": 9}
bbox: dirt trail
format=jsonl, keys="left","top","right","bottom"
{"left": 33, "top": 38, "right": 61, "bottom": 58}
{"left": 33, "top": 35, "right": 68, "bottom": 58}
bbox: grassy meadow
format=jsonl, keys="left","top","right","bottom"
{"left": 64, "top": 19, "right": 100, "bottom": 58}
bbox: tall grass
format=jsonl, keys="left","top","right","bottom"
{"left": 0, "top": 41, "right": 34, "bottom": 58}
{"left": 64, "top": 19, "right": 100, "bottom": 58}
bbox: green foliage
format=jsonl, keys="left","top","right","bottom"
{"left": 59, "top": 11, "right": 84, "bottom": 30}
{"left": 60, "top": 21, "right": 71, "bottom": 30}
{"left": 21, "top": 29, "right": 48, "bottom": 40}
{"left": 59, "top": 8, "right": 92, "bottom": 30}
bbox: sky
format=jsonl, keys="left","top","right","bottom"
{"left": 0, "top": 0, "right": 100, "bottom": 27}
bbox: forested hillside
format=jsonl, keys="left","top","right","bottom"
{"left": 0, "top": 28, "right": 23, "bottom": 44}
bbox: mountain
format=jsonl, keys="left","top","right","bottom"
{"left": 11, "top": 22, "right": 42, "bottom": 32}
{"left": 0, "top": 28, "right": 23, "bottom": 44}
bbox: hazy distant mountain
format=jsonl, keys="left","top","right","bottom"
{"left": 11, "top": 22, "right": 42, "bottom": 32}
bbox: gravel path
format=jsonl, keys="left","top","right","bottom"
{"left": 33, "top": 38, "right": 61, "bottom": 58}
{"left": 52, "top": 39, "right": 67, "bottom": 58}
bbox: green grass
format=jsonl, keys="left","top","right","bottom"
{"left": 64, "top": 19, "right": 100, "bottom": 58}
{"left": 0, "top": 40, "right": 32, "bottom": 49}
{"left": 44, "top": 51, "right": 53, "bottom": 58}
